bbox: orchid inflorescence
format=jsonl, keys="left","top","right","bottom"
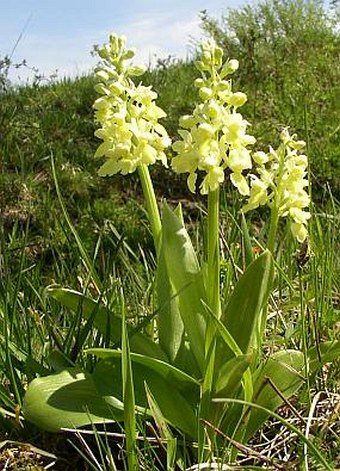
{"left": 93, "top": 34, "right": 171, "bottom": 176}
{"left": 172, "top": 39, "right": 255, "bottom": 196}
{"left": 244, "top": 128, "right": 310, "bottom": 242}
{"left": 94, "top": 34, "right": 310, "bottom": 242}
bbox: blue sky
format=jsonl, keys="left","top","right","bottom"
{"left": 0, "top": 0, "right": 244, "bottom": 84}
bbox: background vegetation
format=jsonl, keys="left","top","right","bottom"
{"left": 0, "top": 0, "right": 339, "bottom": 468}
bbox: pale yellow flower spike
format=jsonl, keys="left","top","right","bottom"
{"left": 172, "top": 38, "right": 255, "bottom": 195}
{"left": 93, "top": 33, "right": 171, "bottom": 177}
{"left": 244, "top": 128, "right": 310, "bottom": 242}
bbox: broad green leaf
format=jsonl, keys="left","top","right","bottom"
{"left": 88, "top": 348, "right": 200, "bottom": 394}
{"left": 244, "top": 349, "right": 304, "bottom": 441}
{"left": 156, "top": 241, "right": 185, "bottom": 364}
{"left": 92, "top": 359, "right": 124, "bottom": 411}
{"left": 214, "top": 353, "right": 253, "bottom": 397}
{"left": 201, "top": 307, "right": 254, "bottom": 439}
{"left": 23, "top": 368, "right": 119, "bottom": 432}
{"left": 49, "top": 288, "right": 168, "bottom": 361}
{"left": 145, "top": 382, "right": 175, "bottom": 440}
{"left": 51, "top": 155, "right": 102, "bottom": 292}
{"left": 202, "top": 303, "right": 253, "bottom": 402}
{"left": 161, "top": 204, "right": 207, "bottom": 374}
{"left": 222, "top": 250, "right": 274, "bottom": 355}
{"left": 308, "top": 340, "right": 340, "bottom": 375}
{"left": 92, "top": 357, "right": 198, "bottom": 438}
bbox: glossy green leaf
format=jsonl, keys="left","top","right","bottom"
{"left": 161, "top": 204, "right": 207, "bottom": 374}
{"left": 244, "top": 349, "right": 304, "bottom": 441}
{"left": 88, "top": 348, "right": 199, "bottom": 394}
{"left": 201, "top": 307, "right": 254, "bottom": 439}
{"left": 222, "top": 250, "right": 274, "bottom": 355}
{"left": 91, "top": 356, "right": 198, "bottom": 438}
{"left": 156, "top": 240, "right": 185, "bottom": 364}
{"left": 214, "top": 353, "right": 253, "bottom": 397}
{"left": 202, "top": 304, "right": 253, "bottom": 403}
{"left": 49, "top": 288, "right": 167, "bottom": 361}
{"left": 23, "top": 368, "right": 118, "bottom": 432}
{"left": 145, "top": 382, "right": 174, "bottom": 440}
{"left": 308, "top": 340, "right": 340, "bottom": 375}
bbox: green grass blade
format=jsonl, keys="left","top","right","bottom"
{"left": 49, "top": 287, "right": 168, "bottom": 360}
{"left": 308, "top": 340, "right": 340, "bottom": 375}
{"left": 244, "top": 349, "right": 305, "bottom": 441}
{"left": 241, "top": 211, "right": 254, "bottom": 268}
{"left": 121, "top": 291, "right": 139, "bottom": 471}
{"left": 144, "top": 382, "right": 178, "bottom": 471}
{"left": 213, "top": 397, "right": 333, "bottom": 470}
{"left": 51, "top": 153, "right": 102, "bottom": 293}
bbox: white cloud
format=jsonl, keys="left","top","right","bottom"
{"left": 114, "top": 12, "right": 206, "bottom": 66}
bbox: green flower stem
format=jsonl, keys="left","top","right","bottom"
{"left": 205, "top": 187, "right": 221, "bottom": 363}
{"left": 260, "top": 200, "right": 279, "bottom": 349}
{"left": 267, "top": 145, "right": 285, "bottom": 254}
{"left": 207, "top": 187, "right": 221, "bottom": 318}
{"left": 199, "top": 188, "right": 221, "bottom": 460}
{"left": 138, "top": 164, "right": 162, "bottom": 255}
{"left": 267, "top": 203, "right": 279, "bottom": 254}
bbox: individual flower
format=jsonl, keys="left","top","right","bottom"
{"left": 172, "top": 38, "right": 255, "bottom": 195}
{"left": 93, "top": 34, "right": 171, "bottom": 176}
{"left": 244, "top": 129, "right": 310, "bottom": 242}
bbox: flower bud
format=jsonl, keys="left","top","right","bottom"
{"left": 202, "top": 50, "right": 212, "bottom": 64}
{"left": 205, "top": 100, "right": 221, "bottom": 119}
{"left": 96, "top": 70, "right": 110, "bottom": 81}
{"left": 228, "top": 92, "right": 247, "bottom": 108}
{"left": 179, "top": 115, "right": 196, "bottom": 129}
{"left": 109, "top": 81, "right": 125, "bottom": 95}
{"left": 123, "top": 48, "right": 136, "bottom": 60}
{"left": 117, "top": 35, "right": 127, "bottom": 51}
{"left": 93, "top": 97, "right": 109, "bottom": 110}
{"left": 127, "top": 65, "right": 146, "bottom": 76}
{"left": 97, "top": 45, "right": 110, "bottom": 60}
{"left": 199, "top": 87, "right": 213, "bottom": 100}
{"left": 213, "top": 46, "right": 223, "bottom": 67}
{"left": 253, "top": 151, "right": 269, "bottom": 165}
{"left": 196, "top": 60, "right": 208, "bottom": 72}
{"left": 194, "top": 78, "right": 205, "bottom": 88}
{"left": 220, "top": 59, "right": 239, "bottom": 77}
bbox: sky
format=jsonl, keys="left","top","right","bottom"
{"left": 0, "top": 0, "right": 244, "bottom": 84}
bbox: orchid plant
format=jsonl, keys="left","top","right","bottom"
{"left": 23, "top": 33, "right": 338, "bottom": 465}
